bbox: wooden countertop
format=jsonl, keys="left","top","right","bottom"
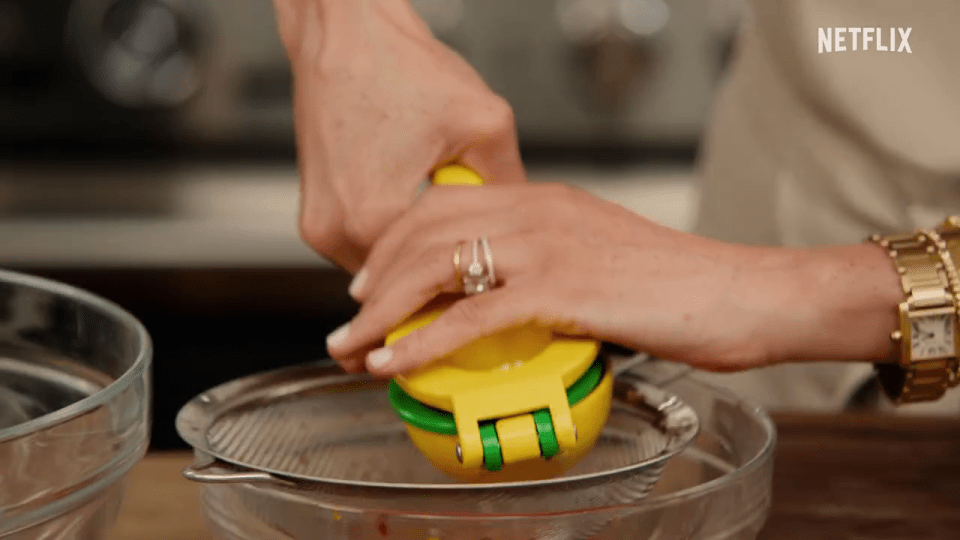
{"left": 109, "top": 413, "right": 960, "bottom": 540}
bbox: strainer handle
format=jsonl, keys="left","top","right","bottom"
{"left": 183, "top": 459, "right": 294, "bottom": 486}
{"left": 606, "top": 348, "right": 694, "bottom": 386}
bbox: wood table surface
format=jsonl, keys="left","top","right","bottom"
{"left": 109, "top": 413, "right": 960, "bottom": 540}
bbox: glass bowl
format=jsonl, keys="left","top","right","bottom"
{"left": 186, "top": 361, "right": 774, "bottom": 540}
{"left": 0, "top": 269, "right": 152, "bottom": 539}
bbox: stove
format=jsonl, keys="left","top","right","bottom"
{"left": 0, "top": 0, "right": 745, "bottom": 153}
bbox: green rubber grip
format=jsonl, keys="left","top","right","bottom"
{"left": 479, "top": 422, "right": 504, "bottom": 472}
{"left": 532, "top": 409, "right": 561, "bottom": 459}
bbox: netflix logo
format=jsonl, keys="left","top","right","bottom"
{"left": 818, "top": 27, "right": 912, "bottom": 53}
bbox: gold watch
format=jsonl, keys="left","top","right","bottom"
{"left": 934, "top": 216, "right": 960, "bottom": 293}
{"left": 870, "top": 230, "right": 960, "bottom": 404}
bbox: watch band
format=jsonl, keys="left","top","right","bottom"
{"left": 935, "top": 217, "right": 960, "bottom": 297}
{"left": 933, "top": 217, "right": 960, "bottom": 388}
{"left": 870, "top": 231, "right": 958, "bottom": 403}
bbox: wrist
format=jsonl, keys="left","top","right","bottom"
{"left": 320, "top": 0, "right": 431, "bottom": 35}
{"left": 743, "top": 242, "right": 902, "bottom": 365}
{"left": 279, "top": 0, "right": 432, "bottom": 57}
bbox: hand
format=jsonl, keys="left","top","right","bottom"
{"left": 324, "top": 183, "right": 786, "bottom": 374}
{"left": 326, "top": 183, "right": 904, "bottom": 375}
{"left": 273, "top": 0, "right": 527, "bottom": 272}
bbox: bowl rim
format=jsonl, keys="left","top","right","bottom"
{"left": 0, "top": 268, "right": 153, "bottom": 443}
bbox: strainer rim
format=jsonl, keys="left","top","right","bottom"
{"left": 176, "top": 360, "right": 700, "bottom": 492}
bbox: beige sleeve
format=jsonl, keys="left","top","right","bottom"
{"left": 696, "top": 0, "right": 960, "bottom": 248}
{"left": 692, "top": 0, "right": 960, "bottom": 413}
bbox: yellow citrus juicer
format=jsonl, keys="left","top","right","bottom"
{"left": 385, "top": 164, "right": 614, "bottom": 483}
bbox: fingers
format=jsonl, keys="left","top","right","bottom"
{"left": 366, "top": 285, "right": 542, "bottom": 375}
{"left": 350, "top": 204, "right": 532, "bottom": 301}
{"left": 300, "top": 209, "right": 366, "bottom": 273}
{"left": 330, "top": 236, "right": 538, "bottom": 364}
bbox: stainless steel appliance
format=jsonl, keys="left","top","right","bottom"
{"left": 0, "top": 0, "right": 745, "bottom": 150}
{"left": 0, "top": 0, "right": 205, "bottom": 149}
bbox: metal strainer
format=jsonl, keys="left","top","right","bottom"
{"left": 177, "top": 354, "right": 698, "bottom": 523}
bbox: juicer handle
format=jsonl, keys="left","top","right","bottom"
{"left": 432, "top": 164, "right": 485, "bottom": 186}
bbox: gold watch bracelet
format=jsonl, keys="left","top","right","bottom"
{"left": 869, "top": 228, "right": 960, "bottom": 403}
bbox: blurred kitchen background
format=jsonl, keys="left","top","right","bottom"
{"left": 0, "top": 0, "right": 747, "bottom": 448}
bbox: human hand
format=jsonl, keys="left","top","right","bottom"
{"left": 325, "top": 182, "right": 821, "bottom": 374}
{"left": 272, "top": 0, "right": 526, "bottom": 272}
{"left": 326, "top": 182, "right": 904, "bottom": 375}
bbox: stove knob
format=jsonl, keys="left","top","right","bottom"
{"left": 556, "top": 0, "right": 669, "bottom": 112}
{"left": 66, "top": 0, "right": 205, "bottom": 109}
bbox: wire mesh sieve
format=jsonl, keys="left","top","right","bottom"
{"left": 177, "top": 356, "right": 698, "bottom": 522}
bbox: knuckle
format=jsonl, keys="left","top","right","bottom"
{"left": 547, "top": 182, "right": 578, "bottom": 203}
{"left": 547, "top": 181, "right": 571, "bottom": 195}
{"left": 299, "top": 186, "right": 389, "bottom": 255}
{"left": 341, "top": 215, "right": 378, "bottom": 250}
{"left": 489, "top": 97, "right": 516, "bottom": 127}
{"left": 545, "top": 183, "right": 583, "bottom": 219}
{"left": 471, "top": 96, "right": 516, "bottom": 136}
{"left": 342, "top": 201, "right": 398, "bottom": 251}
{"left": 298, "top": 213, "right": 341, "bottom": 256}
{"left": 449, "top": 299, "right": 486, "bottom": 328}
{"left": 377, "top": 221, "right": 432, "bottom": 266}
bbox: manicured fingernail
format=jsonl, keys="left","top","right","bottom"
{"left": 326, "top": 323, "right": 350, "bottom": 348}
{"left": 367, "top": 347, "right": 393, "bottom": 370}
{"left": 348, "top": 269, "right": 367, "bottom": 298}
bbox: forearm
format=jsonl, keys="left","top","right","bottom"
{"left": 749, "top": 242, "right": 903, "bottom": 365}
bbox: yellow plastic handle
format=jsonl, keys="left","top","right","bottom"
{"left": 432, "top": 164, "right": 485, "bottom": 187}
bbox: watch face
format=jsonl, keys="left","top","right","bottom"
{"left": 911, "top": 313, "right": 956, "bottom": 360}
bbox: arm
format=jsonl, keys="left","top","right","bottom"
{"left": 323, "top": 183, "right": 905, "bottom": 376}
{"left": 272, "top": 0, "right": 526, "bottom": 272}
{"left": 737, "top": 242, "right": 901, "bottom": 366}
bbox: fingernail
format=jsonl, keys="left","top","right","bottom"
{"left": 367, "top": 347, "right": 393, "bottom": 370}
{"left": 348, "top": 269, "right": 368, "bottom": 298}
{"left": 326, "top": 323, "right": 351, "bottom": 348}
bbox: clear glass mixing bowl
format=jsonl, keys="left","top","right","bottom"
{"left": 192, "top": 363, "right": 775, "bottom": 540}
{"left": 0, "top": 269, "right": 152, "bottom": 539}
